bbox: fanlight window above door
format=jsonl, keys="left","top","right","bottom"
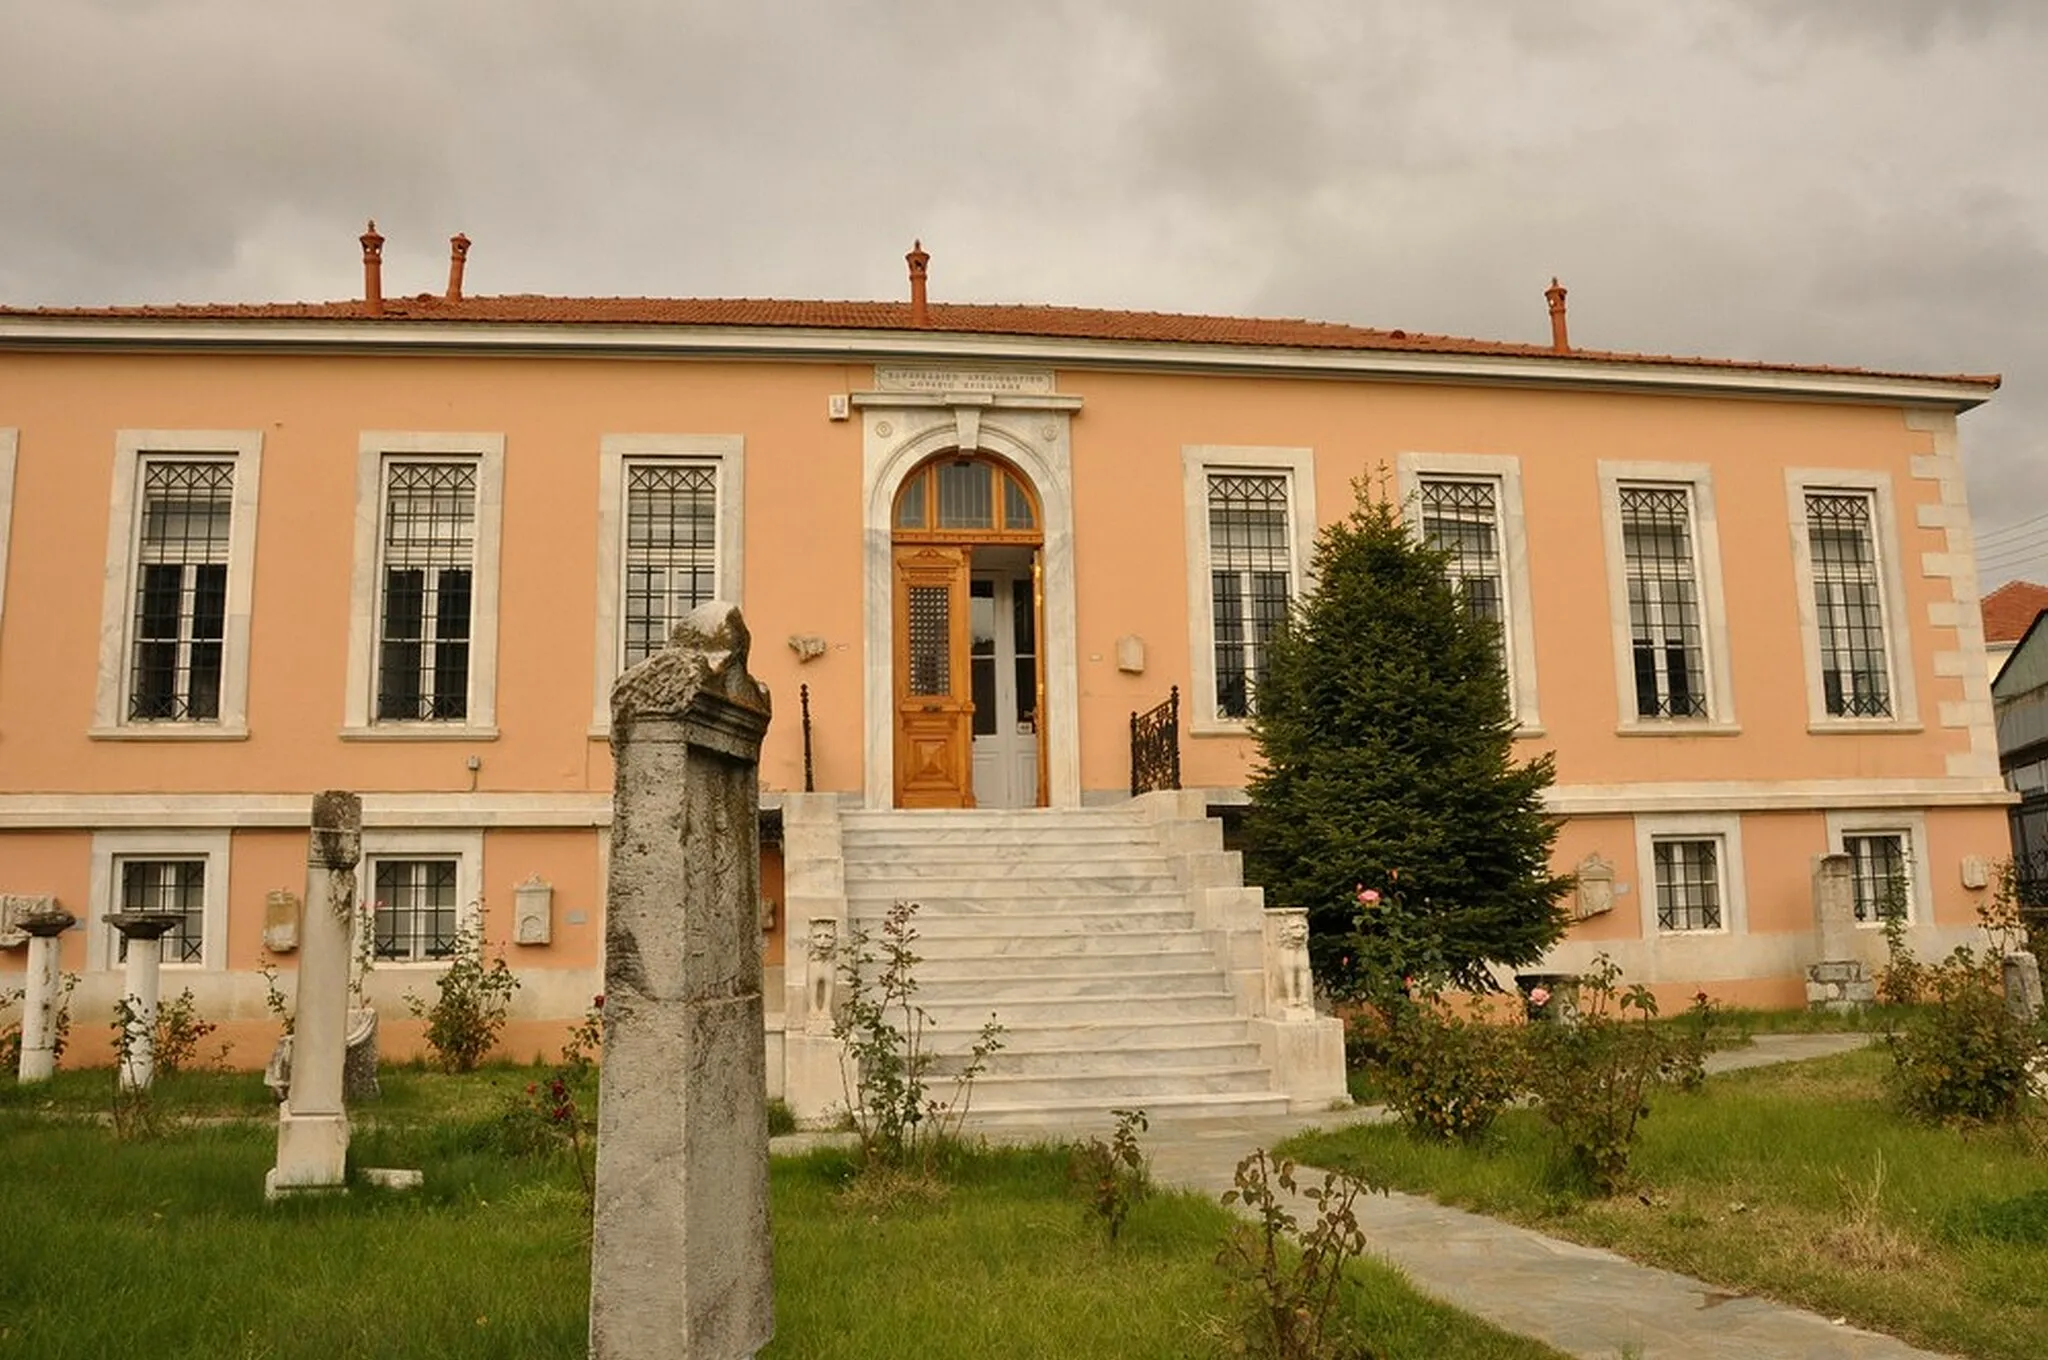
{"left": 894, "top": 456, "right": 1040, "bottom": 536}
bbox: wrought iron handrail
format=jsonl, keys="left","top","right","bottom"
{"left": 800, "top": 683, "right": 815, "bottom": 793}
{"left": 1130, "top": 685, "right": 1182, "bottom": 796}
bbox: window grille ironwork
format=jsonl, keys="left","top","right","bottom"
{"left": 1805, "top": 492, "right": 1892, "bottom": 718}
{"left": 623, "top": 462, "right": 718, "bottom": 667}
{"left": 1208, "top": 473, "right": 1292, "bottom": 719}
{"left": 1420, "top": 478, "right": 1506, "bottom": 627}
{"left": 1653, "top": 838, "right": 1722, "bottom": 931}
{"left": 936, "top": 460, "right": 994, "bottom": 529}
{"left": 1620, "top": 485, "right": 1709, "bottom": 718}
{"left": 907, "top": 584, "right": 950, "bottom": 695}
{"left": 376, "top": 462, "right": 476, "bottom": 721}
{"left": 1130, "top": 686, "right": 1182, "bottom": 796}
{"left": 116, "top": 858, "right": 205, "bottom": 964}
{"left": 372, "top": 859, "right": 459, "bottom": 961}
{"left": 129, "top": 460, "right": 233, "bottom": 721}
{"left": 1846, "top": 833, "right": 1908, "bottom": 923}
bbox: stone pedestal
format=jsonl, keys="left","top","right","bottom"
{"left": 268, "top": 791, "right": 360, "bottom": 1200}
{"left": 1251, "top": 908, "right": 1348, "bottom": 1111}
{"left": 16, "top": 905, "right": 76, "bottom": 1084}
{"left": 1806, "top": 853, "right": 1875, "bottom": 1012}
{"left": 106, "top": 911, "right": 181, "bottom": 1091}
{"left": 779, "top": 793, "right": 850, "bottom": 1123}
{"left": 2006, "top": 952, "right": 2044, "bottom": 1024}
{"left": 590, "top": 603, "right": 775, "bottom": 1360}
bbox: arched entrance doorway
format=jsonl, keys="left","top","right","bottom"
{"left": 891, "top": 451, "right": 1046, "bottom": 809}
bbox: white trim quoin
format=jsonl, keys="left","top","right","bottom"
{"left": 590, "top": 434, "right": 746, "bottom": 733}
{"left": 86, "top": 828, "right": 233, "bottom": 972}
{"left": 90, "top": 430, "right": 264, "bottom": 739}
{"left": 1182, "top": 445, "right": 1318, "bottom": 736}
{"left": 1784, "top": 469, "right": 1919, "bottom": 732}
{"left": 1597, "top": 461, "right": 1737, "bottom": 734}
{"left": 1395, "top": 451, "right": 1542, "bottom": 730}
{"left": 341, "top": 432, "right": 506, "bottom": 739}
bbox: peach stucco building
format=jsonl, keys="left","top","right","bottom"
{"left": 0, "top": 236, "right": 2012, "bottom": 1088}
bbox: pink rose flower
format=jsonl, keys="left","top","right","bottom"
{"left": 1529, "top": 987, "right": 1552, "bottom": 1007}
{"left": 1356, "top": 887, "right": 1381, "bottom": 907}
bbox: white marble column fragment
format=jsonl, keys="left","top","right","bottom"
{"left": 16, "top": 904, "right": 76, "bottom": 1084}
{"left": 591, "top": 602, "right": 774, "bottom": 1360}
{"left": 106, "top": 911, "right": 180, "bottom": 1092}
{"left": 267, "top": 791, "right": 360, "bottom": 1199}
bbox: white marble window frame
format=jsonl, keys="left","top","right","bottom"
{"left": 90, "top": 431, "right": 265, "bottom": 740}
{"left": 1182, "top": 445, "right": 1318, "bottom": 736}
{"left": 0, "top": 429, "right": 16, "bottom": 657}
{"left": 1597, "top": 461, "right": 1738, "bottom": 734}
{"left": 1824, "top": 809, "right": 1931, "bottom": 927}
{"left": 1395, "top": 452, "right": 1543, "bottom": 733}
{"left": 589, "top": 434, "right": 746, "bottom": 735}
{"left": 1633, "top": 812, "right": 1747, "bottom": 938}
{"left": 1784, "top": 470, "right": 1919, "bottom": 732}
{"left": 86, "top": 828, "right": 232, "bottom": 972}
{"left": 341, "top": 433, "right": 506, "bottom": 740}
{"left": 357, "top": 828, "right": 486, "bottom": 969}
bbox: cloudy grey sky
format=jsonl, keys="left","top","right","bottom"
{"left": 4, "top": 0, "right": 2044, "bottom": 582}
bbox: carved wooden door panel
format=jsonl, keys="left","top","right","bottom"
{"left": 893, "top": 545, "right": 975, "bottom": 808}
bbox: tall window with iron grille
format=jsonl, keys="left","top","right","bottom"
{"left": 1207, "top": 471, "right": 1293, "bottom": 720}
{"left": 1419, "top": 476, "right": 1513, "bottom": 693}
{"left": 372, "top": 858, "right": 460, "bottom": 962}
{"left": 375, "top": 461, "right": 477, "bottom": 722}
{"left": 127, "top": 460, "right": 234, "bottom": 722}
{"left": 1804, "top": 491, "right": 1893, "bottom": 718}
{"left": 1652, "top": 836, "right": 1723, "bottom": 932}
{"left": 1845, "top": 831, "right": 1910, "bottom": 923}
{"left": 1620, "top": 485, "right": 1709, "bottom": 719}
{"left": 622, "top": 461, "right": 719, "bottom": 668}
{"left": 114, "top": 857, "right": 206, "bottom": 964}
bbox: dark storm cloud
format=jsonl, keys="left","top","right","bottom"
{"left": 2, "top": 0, "right": 2044, "bottom": 578}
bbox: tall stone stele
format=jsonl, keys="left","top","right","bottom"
{"left": 267, "top": 791, "right": 361, "bottom": 1199}
{"left": 590, "top": 602, "right": 775, "bottom": 1360}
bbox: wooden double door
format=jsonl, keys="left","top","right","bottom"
{"left": 892, "top": 544, "right": 1045, "bottom": 809}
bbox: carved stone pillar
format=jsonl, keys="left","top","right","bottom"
{"left": 590, "top": 603, "right": 774, "bottom": 1360}
{"left": 268, "top": 791, "right": 360, "bottom": 1198}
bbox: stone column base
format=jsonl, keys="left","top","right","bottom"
{"left": 267, "top": 1106, "right": 350, "bottom": 1199}
{"left": 1805, "top": 960, "right": 1876, "bottom": 1013}
{"left": 782, "top": 1032, "right": 851, "bottom": 1125}
{"left": 1249, "top": 1015, "right": 1349, "bottom": 1112}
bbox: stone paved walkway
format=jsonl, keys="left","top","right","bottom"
{"left": 1133, "top": 1032, "right": 1954, "bottom": 1360}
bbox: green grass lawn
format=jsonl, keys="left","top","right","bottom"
{"left": 1282, "top": 1047, "right": 2048, "bottom": 1360}
{"left": 0, "top": 1066, "right": 1563, "bottom": 1359}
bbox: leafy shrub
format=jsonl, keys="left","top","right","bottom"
{"left": 1069, "top": 1107, "right": 1149, "bottom": 1242}
{"left": 0, "top": 987, "right": 22, "bottom": 1076}
{"left": 1885, "top": 944, "right": 2041, "bottom": 1125}
{"left": 152, "top": 988, "right": 224, "bottom": 1076}
{"left": 766, "top": 1098, "right": 798, "bottom": 1137}
{"left": 498, "top": 996, "right": 603, "bottom": 1207}
{"left": 1214, "top": 1149, "right": 1377, "bottom": 1360}
{"left": 834, "top": 899, "right": 1004, "bottom": 1175}
{"left": 1368, "top": 992, "right": 1525, "bottom": 1144}
{"left": 1524, "top": 955, "right": 1701, "bottom": 1195}
{"left": 406, "top": 908, "right": 519, "bottom": 1073}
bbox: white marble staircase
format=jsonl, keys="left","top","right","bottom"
{"left": 778, "top": 793, "right": 1347, "bottom": 1130}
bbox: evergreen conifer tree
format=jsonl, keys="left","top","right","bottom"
{"left": 1244, "top": 477, "right": 1572, "bottom": 995}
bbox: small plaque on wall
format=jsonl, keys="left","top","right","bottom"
{"left": 515, "top": 874, "right": 554, "bottom": 946}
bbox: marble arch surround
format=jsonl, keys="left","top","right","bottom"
{"left": 856, "top": 387, "right": 1083, "bottom": 809}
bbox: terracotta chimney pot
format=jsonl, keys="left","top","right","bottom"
{"left": 360, "top": 220, "right": 385, "bottom": 317}
{"left": 1545, "top": 276, "right": 1569, "bottom": 353}
{"left": 907, "top": 239, "right": 930, "bottom": 327}
{"left": 446, "top": 233, "right": 471, "bottom": 301}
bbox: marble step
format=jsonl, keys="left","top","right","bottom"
{"left": 857, "top": 909, "right": 1200, "bottom": 937}
{"left": 961, "top": 1065, "right": 1277, "bottom": 1104}
{"left": 957, "top": 1089, "right": 1294, "bottom": 1130}
{"left": 916, "top": 993, "right": 1239, "bottom": 1025}
{"left": 908, "top": 940, "right": 1212, "bottom": 973}
{"left": 915, "top": 968, "right": 1227, "bottom": 1001}
{"left": 843, "top": 876, "right": 1183, "bottom": 902}
{"left": 841, "top": 845, "right": 1170, "bottom": 870}
{"left": 841, "top": 861, "right": 1176, "bottom": 886}
{"left": 930, "top": 1039, "right": 1265, "bottom": 1076}
{"left": 841, "top": 825, "right": 1162, "bottom": 849}
{"left": 842, "top": 808, "right": 1148, "bottom": 829}
{"left": 923, "top": 1017, "right": 1258, "bottom": 1051}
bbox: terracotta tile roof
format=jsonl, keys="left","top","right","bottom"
{"left": 1983, "top": 580, "right": 2048, "bottom": 644}
{"left": 0, "top": 293, "right": 2003, "bottom": 387}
